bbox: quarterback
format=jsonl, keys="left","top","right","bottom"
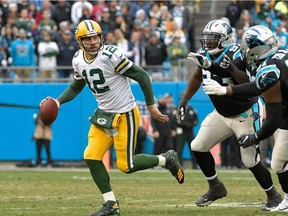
{"left": 42, "top": 20, "right": 184, "bottom": 216}
{"left": 178, "top": 19, "right": 281, "bottom": 211}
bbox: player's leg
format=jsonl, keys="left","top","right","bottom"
{"left": 234, "top": 101, "right": 281, "bottom": 211}
{"left": 270, "top": 129, "right": 288, "bottom": 212}
{"left": 191, "top": 110, "right": 233, "bottom": 206}
{"left": 114, "top": 106, "right": 184, "bottom": 184}
{"left": 83, "top": 125, "right": 119, "bottom": 216}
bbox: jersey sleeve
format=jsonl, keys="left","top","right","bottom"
{"left": 72, "top": 50, "right": 84, "bottom": 80}
{"left": 255, "top": 64, "right": 280, "bottom": 91}
{"left": 107, "top": 45, "right": 133, "bottom": 74}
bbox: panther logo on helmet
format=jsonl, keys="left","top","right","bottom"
{"left": 240, "top": 25, "right": 278, "bottom": 66}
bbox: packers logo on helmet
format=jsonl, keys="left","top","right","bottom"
{"left": 75, "top": 20, "right": 104, "bottom": 55}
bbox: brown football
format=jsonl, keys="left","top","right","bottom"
{"left": 39, "top": 98, "right": 58, "bottom": 125}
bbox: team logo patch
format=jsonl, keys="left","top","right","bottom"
{"left": 97, "top": 118, "right": 107, "bottom": 125}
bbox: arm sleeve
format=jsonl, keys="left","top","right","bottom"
{"left": 57, "top": 78, "right": 86, "bottom": 105}
{"left": 123, "top": 64, "right": 155, "bottom": 106}
{"left": 231, "top": 81, "right": 262, "bottom": 96}
{"left": 256, "top": 102, "right": 283, "bottom": 141}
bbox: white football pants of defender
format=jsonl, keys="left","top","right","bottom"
{"left": 191, "top": 99, "right": 263, "bottom": 168}
{"left": 271, "top": 129, "right": 288, "bottom": 173}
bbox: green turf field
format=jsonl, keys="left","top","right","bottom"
{"left": 0, "top": 168, "right": 285, "bottom": 216}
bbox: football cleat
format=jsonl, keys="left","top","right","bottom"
{"left": 195, "top": 182, "right": 227, "bottom": 206}
{"left": 271, "top": 197, "right": 288, "bottom": 212}
{"left": 261, "top": 192, "right": 282, "bottom": 211}
{"left": 161, "top": 150, "right": 185, "bottom": 184}
{"left": 89, "top": 200, "right": 120, "bottom": 216}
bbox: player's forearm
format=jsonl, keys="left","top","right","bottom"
{"left": 256, "top": 102, "right": 282, "bottom": 141}
{"left": 124, "top": 64, "right": 155, "bottom": 106}
{"left": 228, "top": 82, "right": 261, "bottom": 96}
{"left": 227, "top": 63, "right": 250, "bottom": 84}
{"left": 57, "top": 78, "right": 86, "bottom": 104}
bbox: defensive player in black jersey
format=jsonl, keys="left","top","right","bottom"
{"left": 178, "top": 19, "right": 281, "bottom": 210}
{"left": 203, "top": 25, "right": 288, "bottom": 212}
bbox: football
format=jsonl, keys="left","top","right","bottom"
{"left": 39, "top": 98, "right": 59, "bottom": 125}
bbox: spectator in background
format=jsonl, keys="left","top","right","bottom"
{"left": 235, "top": 9, "right": 255, "bottom": 32}
{"left": 273, "top": 23, "right": 288, "bottom": 48}
{"left": 105, "top": 31, "right": 116, "bottom": 46}
{"left": 151, "top": 95, "right": 175, "bottom": 155}
{"left": 91, "top": 0, "right": 108, "bottom": 22}
{"left": 99, "top": 8, "right": 117, "bottom": 38}
{"left": 149, "top": 3, "right": 161, "bottom": 19}
{"left": 53, "top": 21, "right": 73, "bottom": 44}
{"left": 51, "top": 0, "right": 71, "bottom": 28}
{"left": 107, "top": 0, "right": 119, "bottom": 21}
{"left": 57, "top": 30, "right": 78, "bottom": 79}
{"left": 129, "top": 0, "right": 151, "bottom": 19}
{"left": 37, "top": 31, "right": 59, "bottom": 80}
{"left": 175, "top": 98, "right": 198, "bottom": 169}
{"left": 127, "top": 31, "right": 145, "bottom": 67}
{"left": 10, "top": 28, "right": 35, "bottom": 81}
{"left": 120, "top": 4, "right": 134, "bottom": 33}
{"left": 260, "top": 13, "right": 282, "bottom": 32}
{"left": 71, "top": 0, "right": 93, "bottom": 28}
{"left": 145, "top": 33, "right": 167, "bottom": 74}
{"left": 15, "top": 8, "right": 34, "bottom": 31}
{"left": 167, "top": 35, "right": 188, "bottom": 81}
{"left": 135, "top": 126, "right": 147, "bottom": 154}
{"left": 32, "top": 112, "right": 52, "bottom": 168}
{"left": 164, "top": 20, "right": 186, "bottom": 46}
{"left": 170, "top": 0, "right": 193, "bottom": 35}
{"left": 114, "top": 28, "right": 129, "bottom": 54}
{"left": 0, "top": 35, "right": 10, "bottom": 78}
{"left": 28, "top": 2, "right": 42, "bottom": 25}
{"left": 79, "top": 6, "right": 92, "bottom": 22}
{"left": 158, "top": 5, "right": 172, "bottom": 41}
{"left": 225, "top": 0, "right": 242, "bottom": 28}
{"left": 115, "top": 12, "right": 130, "bottom": 39}
{"left": 38, "top": 9, "right": 57, "bottom": 33}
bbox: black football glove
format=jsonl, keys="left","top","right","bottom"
{"left": 177, "top": 97, "right": 189, "bottom": 121}
{"left": 238, "top": 133, "right": 258, "bottom": 148}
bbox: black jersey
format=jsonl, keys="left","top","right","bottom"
{"left": 255, "top": 49, "right": 288, "bottom": 129}
{"left": 199, "top": 45, "right": 258, "bottom": 117}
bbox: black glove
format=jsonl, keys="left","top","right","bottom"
{"left": 177, "top": 97, "right": 189, "bottom": 121}
{"left": 219, "top": 54, "right": 231, "bottom": 69}
{"left": 238, "top": 133, "right": 258, "bottom": 148}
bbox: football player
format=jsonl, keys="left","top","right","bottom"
{"left": 203, "top": 25, "right": 288, "bottom": 212}
{"left": 178, "top": 19, "right": 281, "bottom": 210}
{"left": 42, "top": 20, "right": 185, "bottom": 216}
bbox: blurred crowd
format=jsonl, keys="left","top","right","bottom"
{"left": 0, "top": 0, "right": 287, "bottom": 82}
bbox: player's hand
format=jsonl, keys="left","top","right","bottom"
{"left": 187, "top": 52, "right": 211, "bottom": 69}
{"left": 219, "top": 54, "right": 231, "bottom": 69}
{"left": 203, "top": 79, "right": 227, "bottom": 96}
{"left": 177, "top": 97, "right": 189, "bottom": 121}
{"left": 238, "top": 133, "right": 258, "bottom": 148}
{"left": 147, "top": 104, "right": 169, "bottom": 123}
{"left": 39, "top": 97, "right": 60, "bottom": 108}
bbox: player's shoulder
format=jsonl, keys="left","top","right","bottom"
{"left": 225, "top": 44, "right": 241, "bottom": 60}
{"left": 255, "top": 61, "right": 281, "bottom": 91}
{"left": 72, "top": 49, "right": 83, "bottom": 62}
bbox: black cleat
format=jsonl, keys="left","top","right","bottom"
{"left": 195, "top": 182, "right": 227, "bottom": 206}
{"left": 261, "top": 192, "right": 282, "bottom": 211}
{"left": 89, "top": 200, "right": 120, "bottom": 216}
{"left": 161, "top": 150, "right": 185, "bottom": 184}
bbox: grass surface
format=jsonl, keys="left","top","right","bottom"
{"left": 0, "top": 168, "right": 285, "bottom": 216}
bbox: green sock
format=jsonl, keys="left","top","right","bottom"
{"left": 128, "top": 154, "right": 159, "bottom": 173}
{"left": 85, "top": 159, "right": 111, "bottom": 193}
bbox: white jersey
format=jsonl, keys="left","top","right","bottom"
{"left": 72, "top": 45, "right": 135, "bottom": 113}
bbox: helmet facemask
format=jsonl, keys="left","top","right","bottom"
{"left": 78, "top": 33, "right": 104, "bottom": 55}
{"left": 200, "top": 19, "right": 232, "bottom": 56}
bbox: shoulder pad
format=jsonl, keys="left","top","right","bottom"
{"left": 255, "top": 64, "right": 280, "bottom": 91}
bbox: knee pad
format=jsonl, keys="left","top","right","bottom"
{"left": 271, "top": 160, "right": 288, "bottom": 173}
{"left": 241, "top": 149, "right": 260, "bottom": 168}
{"left": 191, "top": 138, "right": 207, "bottom": 152}
{"left": 116, "top": 159, "right": 129, "bottom": 173}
